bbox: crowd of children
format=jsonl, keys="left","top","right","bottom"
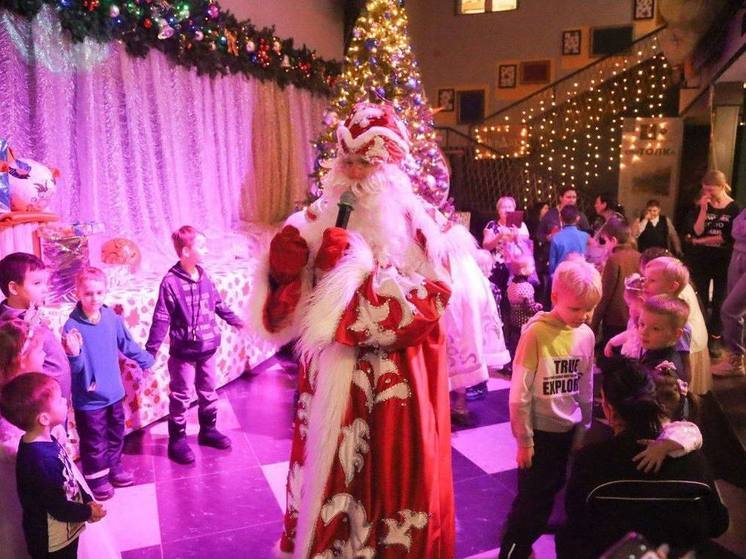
{"left": 0, "top": 187, "right": 738, "bottom": 557}
{"left": 0, "top": 224, "right": 243, "bottom": 558}
{"left": 478, "top": 180, "right": 737, "bottom": 557}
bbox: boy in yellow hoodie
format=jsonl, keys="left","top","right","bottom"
{"left": 499, "top": 258, "right": 602, "bottom": 559}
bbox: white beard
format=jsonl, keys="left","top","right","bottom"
{"left": 314, "top": 163, "right": 438, "bottom": 273}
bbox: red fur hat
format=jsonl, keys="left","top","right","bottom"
{"left": 336, "top": 102, "right": 410, "bottom": 164}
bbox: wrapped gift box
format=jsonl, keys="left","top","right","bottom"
{"left": 38, "top": 222, "right": 104, "bottom": 303}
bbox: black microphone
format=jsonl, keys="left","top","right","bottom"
{"left": 335, "top": 190, "right": 357, "bottom": 228}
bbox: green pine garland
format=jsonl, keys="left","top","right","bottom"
{"left": 0, "top": 0, "right": 341, "bottom": 94}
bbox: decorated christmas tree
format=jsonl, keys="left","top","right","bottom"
{"left": 312, "top": 0, "right": 451, "bottom": 211}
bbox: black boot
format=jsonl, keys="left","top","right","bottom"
{"left": 197, "top": 412, "right": 231, "bottom": 450}
{"left": 168, "top": 420, "right": 195, "bottom": 464}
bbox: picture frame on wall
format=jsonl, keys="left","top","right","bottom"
{"left": 498, "top": 64, "right": 517, "bottom": 88}
{"left": 457, "top": 89, "right": 485, "bottom": 125}
{"left": 437, "top": 88, "right": 455, "bottom": 112}
{"left": 633, "top": 0, "right": 655, "bottom": 20}
{"left": 520, "top": 60, "right": 551, "bottom": 85}
{"left": 562, "top": 29, "right": 582, "bottom": 55}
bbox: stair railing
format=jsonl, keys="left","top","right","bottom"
{"left": 473, "top": 26, "right": 667, "bottom": 145}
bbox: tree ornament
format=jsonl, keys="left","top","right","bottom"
{"left": 157, "top": 18, "right": 174, "bottom": 39}
{"left": 207, "top": 3, "right": 219, "bottom": 18}
{"left": 225, "top": 29, "right": 238, "bottom": 55}
{"left": 193, "top": 29, "right": 204, "bottom": 40}
{"left": 143, "top": 17, "right": 153, "bottom": 28}
{"left": 109, "top": 4, "right": 120, "bottom": 17}
{"left": 245, "top": 39, "right": 255, "bottom": 52}
{"left": 322, "top": 110, "right": 339, "bottom": 126}
{"left": 272, "top": 39, "right": 282, "bottom": 53}
{"left": 281, "top": 54, "right": 291, "bottom": 68}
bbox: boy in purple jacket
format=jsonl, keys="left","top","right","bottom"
{"left": 146, "top": 226, "right": 245, "bottom": 464}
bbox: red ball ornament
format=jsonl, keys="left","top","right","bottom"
{"left": 143, "top": 17, "right": 153, "bottom": 28}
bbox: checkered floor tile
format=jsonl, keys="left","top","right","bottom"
{"left": 92, "top": 356, "right": 746, "bottom": 559}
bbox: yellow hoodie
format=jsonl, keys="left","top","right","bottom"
{"left": 509, "top": 311, "right": 595, "bottom": 448}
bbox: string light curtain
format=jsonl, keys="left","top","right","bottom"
{"left": 474, "top": 33, "right": 673, "bottom": 209}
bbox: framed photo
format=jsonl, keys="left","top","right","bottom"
{"left": 591, "top": 25, "right": 633, "bottom": 56}
{"left": 633, "top": 0, "right": 655, "bottom": 20}
{"left": 437, "top": 88, "right": 455, "bottom": 112}
{"left": 520, "top": 60, "right": 551, "bottom": 85}
{"left": 562, "top": 29, "right": 582, "bottom": 55}
{"left": 457, "top": 90, "right": 485, "bottom": 125}
{"left": 498, "top": 64, "right": 517, "bottom": 89}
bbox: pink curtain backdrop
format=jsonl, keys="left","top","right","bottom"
{"left": 0, "top": 7, "right": 327, "bottom": 247}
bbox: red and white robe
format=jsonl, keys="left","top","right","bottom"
{"left": 253, "top": 223, "right": 455, "bottom": 559}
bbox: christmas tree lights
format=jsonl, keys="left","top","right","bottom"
{"left": 311, "top": 0, "right": 451, "bottom": 211}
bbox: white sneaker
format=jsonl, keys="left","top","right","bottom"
{"left": 712, "top": 353, "right": 746, "bottom": 377}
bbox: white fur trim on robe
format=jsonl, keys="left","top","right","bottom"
{"left": 293, "top": 341, "right": 358, "bottom": 559}
{"left": 296, "top": 233, "right": 375, "bottom": 363}
{"left": 288, "top": 233, "right": 376, "bottom": 559}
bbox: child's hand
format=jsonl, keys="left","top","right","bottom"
{"left": 654, "top": 360, "right": 677, "bottom": 374}
{"left": 633, "top": 439, "right": 682, "bottom": 473}
{"left": 516, "top": 446, "right": 534, "bottom": 469}
{"left": 89, "top": 501, "right": 107, "bottom": 522}
{"left": 62, "top": 329, "right": 83, "bottom": 356}
{"left": 603, "top": 341, "right": 615, "bottom": 358}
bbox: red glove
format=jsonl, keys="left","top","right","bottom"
{"left": 315, "top": 227, "right": 350, "bottom": 272}
{"left": 263, "top": 278, "right": 302, "bottom": 332}
{"left": 269, "top": 225, "right": 309, "bottom": 284}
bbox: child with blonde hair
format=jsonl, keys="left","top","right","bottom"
{"left": 500, "top": 259, "right": 601, "bottom": 559}
{"left": 638, "top": 294, "right": 691, "bottom": 383}
{"left": 642, "top": 256, "right": 710, "bottom": 394}
{"left": 64, "top": 267, "right": 154, "bottom": 500}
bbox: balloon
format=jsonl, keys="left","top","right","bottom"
{"left": 8, "top": 158, "right": 58, "bottom": 212}
{"left": 101, "top": 238, "right": 141, "bottom": 272}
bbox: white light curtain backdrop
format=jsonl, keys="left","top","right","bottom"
{"left": 0, "top": 7, "right": 327, "bottom": 250}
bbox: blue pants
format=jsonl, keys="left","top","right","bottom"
{"left": 74, "top": 399, "right": 124, "bottom": 484}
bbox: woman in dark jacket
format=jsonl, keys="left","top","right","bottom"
{"left": 556, "top": 362, "right": 729, "bottom": 559}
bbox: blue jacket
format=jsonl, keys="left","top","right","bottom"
{"left": 64, "top": 304, "right": 155, "bottom": 411}
{"left": 549, "top": 225, "right": 589, "bottom": 274}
